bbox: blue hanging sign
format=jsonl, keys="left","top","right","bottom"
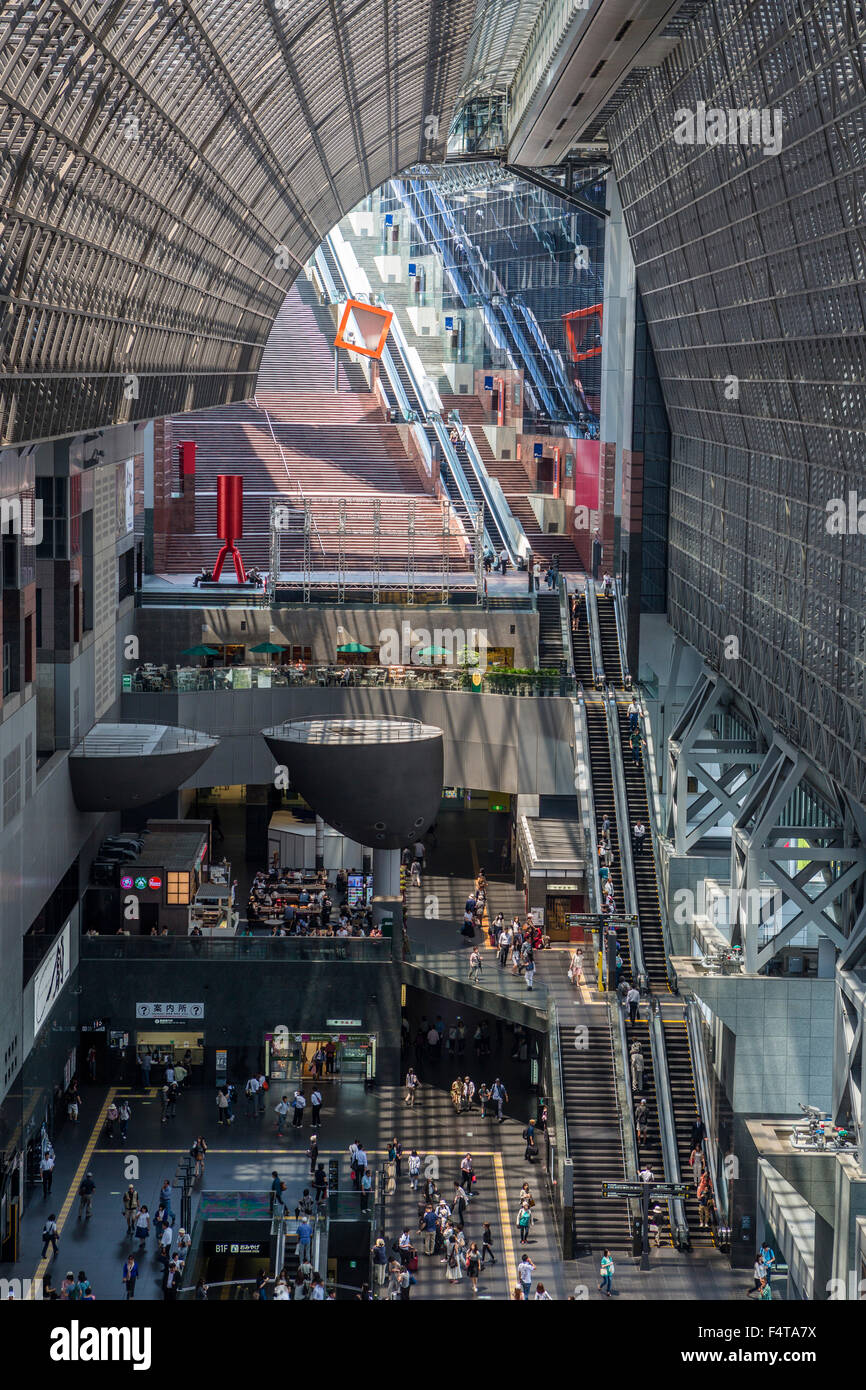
{"left": 534, "top": 443, "right": 544, "bottom": 458}
{"left": 445, "top": 317, "right": 454, "bottom": 330}
{"left": 408, "top": 263, "right": 417, "bottom": 276}
{"left": 384, "top": 213, "right": 393, "bottom": 225}
{"left": 484, "top": 375, "right": 494, "bottom": 390}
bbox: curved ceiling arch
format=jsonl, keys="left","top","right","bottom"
{"left": 0, "top": 0, "right": 477, "bottom": 445}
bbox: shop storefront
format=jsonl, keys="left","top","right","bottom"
{"left": 134, "top": 1003, "right": 205, "bottom": 1069}
{"left": 265, "top": 1026, "right": 377, "bottom": 1084}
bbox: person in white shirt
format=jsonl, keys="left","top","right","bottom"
{"left": 275, "top": 1095, "right": 289, "bottom": 1136}
{"left": 292, "top": 1090, "right": 306, "bottom": 1128}
{"left": 310, "top": 1088, "right": 323, "bottom": 1127}
{"left": 245, "top": 1076, "right": 260, "bottom": 1118}
{"left": 257, "top": 1074, "right": 267, "bottom": 1114}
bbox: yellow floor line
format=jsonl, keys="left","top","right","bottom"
{"left": 492, "top": 1151, "right": 519, "bottom": 1291}
{"left": 28, "top": 1086, "right": 116, "bottom": 1296}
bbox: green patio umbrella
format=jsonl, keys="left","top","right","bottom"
{"left": 416, "top": 644, "right": 451, "bottom": 659}
{"left": 337, "top": 641, "right": 372, "bottom": 653}
{"left": 180, "top": 644, "right": 220, "bottom": 658}
{"left": 248, "top": 641, "right": 287, "bottom": 654}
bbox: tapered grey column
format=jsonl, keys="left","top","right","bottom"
{"left": 315, "top": 815, "right": 325, "bottom": 872}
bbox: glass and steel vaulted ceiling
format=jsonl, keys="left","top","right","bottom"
{"left": 0, "top": 0, "right": 478, "bottom": 446}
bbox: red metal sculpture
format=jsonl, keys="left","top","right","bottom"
{"left": 212, "top": 474, "right": 247, "bottom": 582}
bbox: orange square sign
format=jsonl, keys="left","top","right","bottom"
{"left": 334, "top": 299, "right": 393, "bottom": 359}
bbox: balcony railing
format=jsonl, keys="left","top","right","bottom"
{"left": 125, "top": 663, "right": 573, "bottom": 697}
{"left": 80, "top": 936, "right": 389, "bottom": 962}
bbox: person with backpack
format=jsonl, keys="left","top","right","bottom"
{"left": 122, "top": 1185, "right": 139, "bottom": 1236}
{"left": 78, "top": 1172, "right": 95, "bottom": 1220}
{"left": 190, "top": 1135, "right": 207, "bottom": 1181}
{"left": 41, "top": 1214, "right": 59, "bottom": 1260}
{"left": 407, "top": 1149, "right": 422, "bottom": 1191}
{"left": 271, "top": 1171, "right": 287, "bottom": 1213}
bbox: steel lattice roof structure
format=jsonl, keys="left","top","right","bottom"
{"left": 0, "top": 0, "right": 481, "bottom": 445}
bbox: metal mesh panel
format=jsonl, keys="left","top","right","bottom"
{"left": 0, "top": 0, "right": 476, "bottom": 445}
{"left": 606, "top": 0, "right": 866, "bottom": 805}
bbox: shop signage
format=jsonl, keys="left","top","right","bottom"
{"left": 34, "top": 921, "right": 71, "bottom": 1033}
{"left": 444, "top": 317, "right": 453, "bottom": 330}
{"left": 484, "top": 375, "right": 493, "bottom": 390}
{"left": 408, "top": 263, "right": 416, "bottom": 275}
{"left": 135, "top": 1003, "right": 204, "bottom": 1020}
{"left": 326, "top": 1018, "right": 361, "bottom": 1028}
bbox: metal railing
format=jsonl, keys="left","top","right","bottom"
{"left": 80, "top": 936, "right": 388, "bottom": 961}
{"left": 123, "top": 663, "right": 573, "bottom": 697}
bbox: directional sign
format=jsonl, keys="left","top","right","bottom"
{"left": 602, "top": 1181, "right": 690, "bottom": 1199}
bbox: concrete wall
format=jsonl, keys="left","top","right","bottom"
{"left": 120, "top": 686, "right": 577, "bottom": 795}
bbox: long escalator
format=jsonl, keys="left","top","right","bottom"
{"left": 561, "top": 1018, "right": 631, "bottom": 1251}
{"left": 595, "top": 593, "right": 623, "bottom": 686}
{"left": 584, "top": 700, "right": 631, "bottom": 980}
{"left": 664, "top": 1020, "right": 715, "bottom": 1246}
{"left": 571, "top": 593, "right": 593, "bottom": 685}
{"left": 627, "top": 1018, "right": 671, "bottom": 1244}
{"left": 614, "top": 701, "right": 669, "bottom": 991}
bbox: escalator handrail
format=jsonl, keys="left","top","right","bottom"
{"left": 612, "top": 576, "right": 631, "bottom": 685}
{"left": 548, "top": 998, "right": 570, "bottom": 1161}
{"left": 519, "top": 301, "right": 574, "bottom": 414}
{"left": 685, "top": 997, "right": 728, "bottom": 1225}
{"left": 614, "top": 996, "right": 640, "bottom": 1182}
{"left": 453, "top": 415, "right": 523, "bottom": 566}
{"left": 651, "top": 1006, "right": 689, "bottom": 1245}
{"left": 558, "top": 577, "right": 574, "bottom": 677}
{"left": 573, "top": 696, "right": 603, "bottom": 916}
{"left": 379, "top": 342, "right": 413, "bottom": 420}
{"left": 605, "top": 689, "right": 647, "bottom": 984}
{"left": 635, "top": 692, "right": 679, "bottom": 975}
{"left": 585, "top": 576, "right": 604, "bottom": 686}
{"left": 312, "top": 247, "right": 339, "bottom": 304}
{"left": 430, "top": 416, "right": 485, "bottom": 540}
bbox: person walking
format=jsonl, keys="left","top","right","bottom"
{"left": 498, "top": 924, "right": 512, "bottom": 967}
{"left": 598, "top": 1250, "right": 615, "bottom": 1296}
{"left": 748, "top": 1254, "right": 766, "bottom": 1296}
{"left": 122, "top": 1185, "right": 139, "bottom": 1236}
{"left": 139, "top": 1051, "right": 152, "bottom": 1087}
{"left": 78, "top": 1172, "right": 95, "bottom": 1220}
{"left": 118, "top": 1100, "right": 130, "bottom": 1142}
{"left": 40, "top": 1149, "right": 55, "bottom": 1198}
{"left": 190, "top": 1136, "right": 207, "bottom": 1182}
{"left": 292, "top": 1089, "right": 306, "bottom": 1128}
{"left": 405, "top": 1066, "right": 419, "bottom": 1108}
{"left": 41, "top": 1214, "right": 59, "bottom": 1260}
{"left": 524, "top": 949, "right": 536, "bottom": 990}
{"left": 630, "top": 727, "right": 643, "bottom": 766}
{"left": 122, "top": 1255, "right": 138, "bottom": 1300}
{"left": 466, "top": 1242, "right": 481, "bottom": 1293}
{"left": 275, "top": 1095, "right": 289, "bottom": 1136}
{"left": 408, "top": 1149, "right": 421, "bottom": 1191}
{"left": 310, "top": 1086, "right": 322, "bottom": 1128}
{"left": 419, "top": 1204, "right": 438, "bottom": 1256}
{"left": 517, "top": 1255, "right": 535, "bottom": 1300}
{"left": 481, "top": 1222, "right": 495, "bottom": 1266}
{"left": 468, "top": 947, "right": 482, "bottom": 983}
{"left": 271, "top": 1171, "right": 286, "bottom": 1213}
{"left": 759, "top": 1241, "right": 776, "bottom": 1286}
{"left": 630, "top": 1042, "right": 645, "bottom": 1094}
{"left": 244, "top": 1075, "right": 260, "bottom": 1118}
{"left": 627, "top": 698, "right": 639, "bottom": 731}
{"left": 490, "top": 1078, "right": 508, "bottom": 1121}
{"left": 517, "top": 1204, "right": 532, "bottom": 1245}
{"left": 568, "top": 948, "right": 583, "bottom": 988}
{"left": 627, "top": 984, "right": 641, "bottom": 1026}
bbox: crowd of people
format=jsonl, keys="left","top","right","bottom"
{"left": 244, "top": 865, "right": 382, "bottom": 938}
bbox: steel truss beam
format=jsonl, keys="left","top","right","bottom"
{"left": 666, "top": 670, "right": 766, "bottom": 854}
